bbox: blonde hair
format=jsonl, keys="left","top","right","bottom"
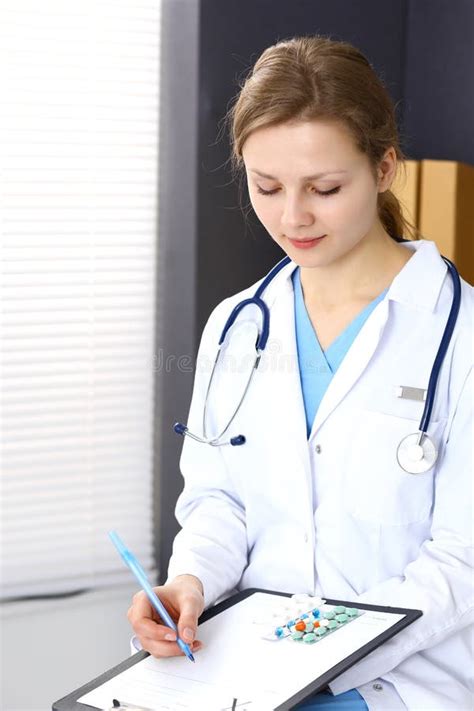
{"left": 226, "top": 35, "right": 419, "bottom": 241}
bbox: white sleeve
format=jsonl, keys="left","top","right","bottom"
{"left": 329, "top": 365, "right": 474, "bottom": 694}
{"left": 166, "top": 302, "right": 248, "bottom": 608}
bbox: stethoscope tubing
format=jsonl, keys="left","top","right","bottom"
{"left": 218, "top": 256, "right": 290, "bottom": 350}
{"left": 175, "top": 251, "right": 461, "bottom": 460}
{"left": 201, "top": 348, "right": 260, "bottom": 444}
{"left": 418, "top": 258, "right": 461, "bottom": 434}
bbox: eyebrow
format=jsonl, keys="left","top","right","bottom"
{"left": 249, "top": 169, "right": 348, "bottom": 180}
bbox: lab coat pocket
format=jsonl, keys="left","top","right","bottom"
{"left": 344, "top": 409, "right": 447, "bottom": 525}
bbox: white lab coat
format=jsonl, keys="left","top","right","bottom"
{"left": 167, "top": 239, "right": 474, "bottom": 710}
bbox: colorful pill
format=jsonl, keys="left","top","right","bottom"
{"left": 319, "top": 618, "right": 329, "bottom": 627}
{"left": 291, "top": 631, "right": 304, "bottom": 640}
{"left": 295, "top": 620, "right": 306, "bottom": 631}
{"left": 303, "top": 633, "right": 316, "bottom": 643}
{"left": 275, "top": 626, "right": 285, "bottom": 637}
{"left": 305, "top": 622, "right": 314, "bottom": 632}
{"left": 311, "top": 608, "right": 320, "bottom": 618}
{"left": 301, "top": 613, "right": 309, "bottom": 619}
{"left": 313, "top": 620, "right": 320, "bottom": 628}
{"left": 315, "top": 627, "right": 327, "bottom": 636}
{"left": 323, "top": 610, "right": 335, "bottom": 619}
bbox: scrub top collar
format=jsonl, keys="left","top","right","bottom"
{"left": 262, "top": 239, "right": 448, "bottom": 315}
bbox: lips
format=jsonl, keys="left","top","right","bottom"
{"left": 287, "top": 235, "right": 326, "bottom": 249}
{"left": 288, "top": 236, "right": 325, "bottom": 241}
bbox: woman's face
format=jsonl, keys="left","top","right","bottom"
{"left": 242, "top": 119, "right": 393, "bottom": 268}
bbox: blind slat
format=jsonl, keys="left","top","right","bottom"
{"left": 0, "top": 0, "right": 160, "bottom": 599}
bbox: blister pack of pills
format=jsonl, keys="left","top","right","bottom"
{"left": 253, "top": 593, "right": 360, "bottom": 645}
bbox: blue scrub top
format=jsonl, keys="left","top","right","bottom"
{"left": 295, "top": 688, "right": 369, "bottom": 710}
{"left": 292, "top": 267, "right": 383, "bottom": 709}
{"left": 292, "top": 267, "right": 389, "bottom": 437}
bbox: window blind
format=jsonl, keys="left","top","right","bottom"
{"left": 0, "top": 0, "right": 160, "bottom": 598}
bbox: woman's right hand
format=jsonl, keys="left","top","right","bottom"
{"left": 127, "top": 574, "right": 205, "bottom": 658}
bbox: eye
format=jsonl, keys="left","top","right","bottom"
{"left": 255, "top": 185, "right": 341, "bottom": 197}
{"left": 317, "top": 186, "right": 341, "bottom": 197}
{"left": 256, "top": 186, "right": 279, "bottom": 196}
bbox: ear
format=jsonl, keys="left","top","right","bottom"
{"left": 376, "top": 147, "right": 397, "bottom": 193}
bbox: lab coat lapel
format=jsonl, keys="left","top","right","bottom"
{"left": 262, "top": 282, "right": 310, "bottom": 469}
{"left": 310, "top": 299, "right": 390, "bottom": 437}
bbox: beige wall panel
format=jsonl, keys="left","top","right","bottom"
{"left": 456, "top": 162, "right": 474, "bottom": 283}
{"left": 419, "top": 160, "right": 474, "bottom": 284}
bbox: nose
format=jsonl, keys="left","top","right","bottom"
{"left": 280, "top": 193, "right": 314, "bottom": 232}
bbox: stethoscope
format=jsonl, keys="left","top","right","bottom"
{"left": 175, "top": 252, "right": 461, "bottom": 475}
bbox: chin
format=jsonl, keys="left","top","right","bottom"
{"left": 295, "top": 256, "right": 332, "bottom": 269}
{"left": 284, "top": 247, "right": 332, "bottom": 268}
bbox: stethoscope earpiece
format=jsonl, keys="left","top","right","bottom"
{"left": 173, "top": 422, "right": 187, "bottom": 436}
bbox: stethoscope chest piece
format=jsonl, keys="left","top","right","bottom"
{"left": 397, "top": 432, "right": 438, "bottom": 474}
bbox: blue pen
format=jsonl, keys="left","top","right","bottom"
{"left": 109, "top": 531, "right": 195, "bottom": 662}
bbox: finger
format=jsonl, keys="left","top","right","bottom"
{"left": 176, "top": 595, "right": 202, "bottom": 644}
{"left": 133, "top": 617, "right": 177, "bottom": 640}
{"left": 139, "top": 635, "right": 203, "bottom": 659}
{"left": 128, "top": 590, "right": 155, "bottom": 623}
{"left": 128, "top": 590, "right": 173, "bottom": 632}
{"left": 140, "top": 636, "right": 182, "bottom": 658}
{"left": 134, "top": 617, "right": 204, "bottom": 647}
{"left": 190, "top": 640, "right": 204, "bottom": 654}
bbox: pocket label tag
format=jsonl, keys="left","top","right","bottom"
{"left": 396, "top": 386, "right": 427, "bottom": 402}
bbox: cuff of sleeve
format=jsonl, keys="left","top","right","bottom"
{"left": 329, "top": 662, "right": 377, "bottom": 696}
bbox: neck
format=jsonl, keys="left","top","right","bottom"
{"left": 299, "top": 226, "right": 412, "bottom": 310}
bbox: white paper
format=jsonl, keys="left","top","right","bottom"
{"left": 79, "top": 592, "right": 406, "bottom": 710}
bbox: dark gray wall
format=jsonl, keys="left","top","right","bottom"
{"left": 403, "top": 0, "right": 474, "bottom": 163}
{"left": 197, "top": 0, "right": 409, "bottom": 335}
{"left": 156, "top": 0, "right": 474, "bottom": 581}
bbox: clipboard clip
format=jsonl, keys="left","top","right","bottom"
{"left": 109, "top": 700, "right": 155, "bottom": 711}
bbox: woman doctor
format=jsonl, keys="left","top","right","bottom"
{"left": 128, "top": 36, "right": 473, "bottom": 709}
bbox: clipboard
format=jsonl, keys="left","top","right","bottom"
{"left": 52, "top": 588, "right": 422, "bottom": 711}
